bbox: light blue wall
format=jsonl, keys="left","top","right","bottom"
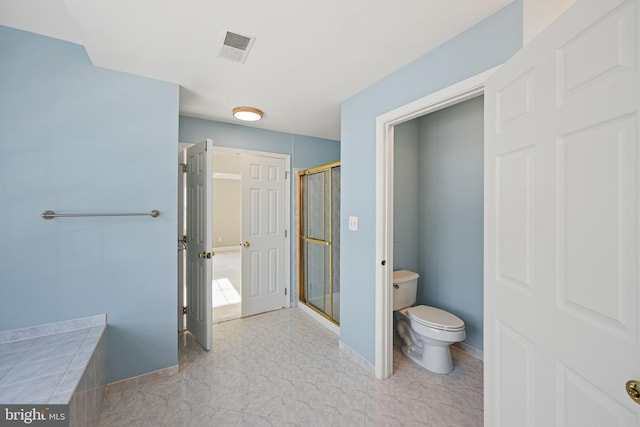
{"left": 340, "top": 2, "right": 523, "bottom": 363}
{"left": 393, "top": 121, "right": 419, "bottom": 272}
{"left": 417, "top": 96, "right": 484, "bottom": 350}
{"left": 179, "top": 116, "right": 340, "bottom": 169}
{"left": 179, "top": 116, "right": 340, "bottom": 301}
{"left": 0, "top": 26, "right": 179, "bottom": 383}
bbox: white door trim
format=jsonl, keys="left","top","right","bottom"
{"left": 374, "top": 67, "right": 498, "bottom": 379}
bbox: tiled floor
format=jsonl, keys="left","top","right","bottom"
{"left": 212, "top": 249, "right": 242, "bottom": 323}
{"left": 98, "top": 308, "right": 483, "bottom": 426}
{"left": 212, "top": 278, "right": 241, "bottom": 323}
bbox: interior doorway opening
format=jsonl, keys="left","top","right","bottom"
{"left": 211, "top": 150, "right": 242, "bottom": 323}
{"left": 178, "top": 143, "right": 291, "bottom": 341}
{"left": 375, "top": 69, "right": 495, "bottom": 379}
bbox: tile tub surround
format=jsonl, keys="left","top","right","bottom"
{"left": 98, "top": 308, "right": 483, "bottom": 426}
{"left": 0, "top": 315, "right": 106, "bottom": 426}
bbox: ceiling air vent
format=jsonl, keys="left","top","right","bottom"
{"left": 217, "top": 30, "right": 255, "bottom": 64}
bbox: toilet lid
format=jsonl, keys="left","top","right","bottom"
{"left": 407, "top": 305, "right": 465, "bottom": 332}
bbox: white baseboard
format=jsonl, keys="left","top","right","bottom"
{"left": 105, "top": 365, "right": 179, "bottom": 395}
{"left": 453, "top": 341, "right": 483, "bottom": 360}
{"left": 298, "top": 303, "right": 339, "bottom": 336}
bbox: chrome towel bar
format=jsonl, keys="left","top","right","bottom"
{"left": 41, "top": 210, "right": 160, "bottom": 219}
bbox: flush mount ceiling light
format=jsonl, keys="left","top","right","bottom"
{"left": 233, "top": 107, "right": 263, "bottom": 122}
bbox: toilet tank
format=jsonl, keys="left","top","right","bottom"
{"left": 392, "top": 270, "right": 419, "bottom": 311}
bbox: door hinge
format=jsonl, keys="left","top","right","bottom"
{"left": 181, "top": 163, "right": 187, "bottom": 173}
{"left": 284, "top": 288, "right": 288, "bottom": 296}
{"left": 178, "top": 235, "right": 188, "bottom": 251}
{"left": 284, "top": 229, "right": 287, "bottom": 238}
{"left": 182, "top": 306, "right": 188, "bottom": 315}
{"left": 285, "top": 171, "right": 289, "bottom": 179}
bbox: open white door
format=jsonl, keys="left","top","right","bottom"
{"left": 186, "top": 139, "right": 213, "bottom": 349}
{"left": 485, "top": 0, "right": 640, "bottom": 425}
{"left": 241, "top": 154, "right": 288, "bottom": 317}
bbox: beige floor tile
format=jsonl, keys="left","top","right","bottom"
{"left": 98, "top": 307, "right": 484, "bottom": 426}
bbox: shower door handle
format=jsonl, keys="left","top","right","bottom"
{"left": 303, "top": 237, "right": 330, "bottom": 246}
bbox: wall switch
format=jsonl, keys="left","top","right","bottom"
{"left": 348, "top": 216, "right": 358, "bottom": 231}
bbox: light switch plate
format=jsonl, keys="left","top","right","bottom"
{"left": 348, "top": 216, "right": 358, "bottom": 231}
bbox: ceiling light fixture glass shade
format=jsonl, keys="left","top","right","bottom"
{"left": 233, "top": 107, "right": 263, "bottom": 121}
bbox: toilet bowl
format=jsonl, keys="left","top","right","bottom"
{"left": 393, "top": 270, "right": 466, "bottom": 374}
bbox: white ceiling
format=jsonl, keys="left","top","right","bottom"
{"left": 0, "top": 0, "right": 513, "bottom": 140}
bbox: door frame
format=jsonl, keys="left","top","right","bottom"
{"left": 374, "top": 67, "right": 497, "bottom": 379}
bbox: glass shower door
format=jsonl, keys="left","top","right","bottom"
{"left": 299, "top": 162, "right": 340, "bottom": 324}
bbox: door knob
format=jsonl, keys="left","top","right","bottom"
{"left": 198, "top": 252, "right": 213, "bottom": 259}
{"left": 243, "top": 241, "right": 250, "bottom": 248}
{"left": 626, "top": 380, "right": 640, "bottom": 404}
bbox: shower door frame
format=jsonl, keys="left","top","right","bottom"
{"left": 298, "top": 161, "right": 341, "bottom": 325}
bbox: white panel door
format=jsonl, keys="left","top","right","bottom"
{"left": 241, "top": 154, "right": 287, "bottom": 317}
{"left": 485, "top": 0, "right": 640, "bottom": 425}
{"left": 186, "top": 139, "right": 213, "bottom": 350}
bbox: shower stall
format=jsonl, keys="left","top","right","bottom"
{"left": 299, "top": 161, "right": 340, "bottom": 324}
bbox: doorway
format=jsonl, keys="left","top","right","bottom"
{"left": 179, "top": 144, "right": 291, "bottom": 342}
{"left": 375, "top": 69, "right": 494, "bottom": 379}
{"left": 393, "top": 95, "right": 484, "bottom": 353}
{"left": 298, "top": 161, "right": 341, "bottom": 325}
{"left": 210, "top": 147, "right": 290, "bottom": 321}
{"left": 211, "top": 150, "right": 242, "bottom": 323}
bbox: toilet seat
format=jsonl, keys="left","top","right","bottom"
{"left": 407, "top": 305, "right": 465, "bottom": 332}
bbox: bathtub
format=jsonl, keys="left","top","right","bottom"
{"left": 0, "top": 314, "right": 107, "bottom": 426}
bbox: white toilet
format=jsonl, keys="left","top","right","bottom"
{"left": 393, "top": 270, "right": 466, "bottom": 374}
